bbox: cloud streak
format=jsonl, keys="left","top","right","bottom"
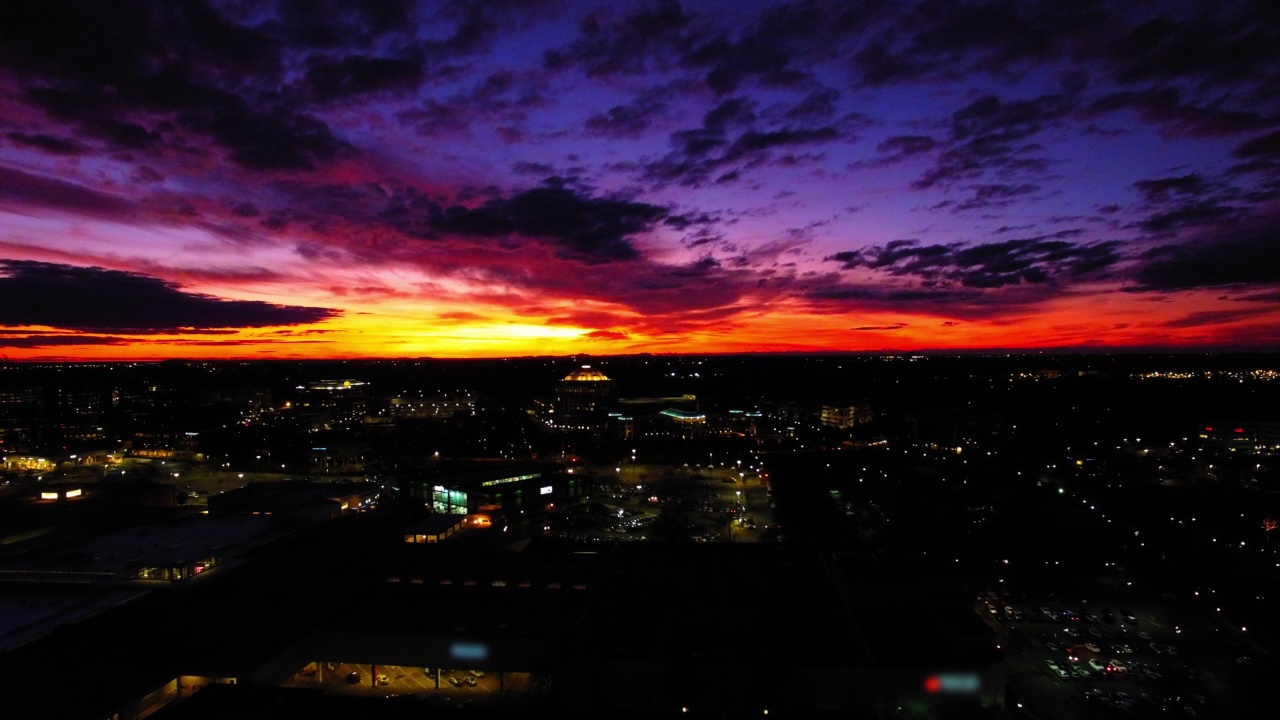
{"left": 0, "top": 261, "right": 338, "bottom": 333}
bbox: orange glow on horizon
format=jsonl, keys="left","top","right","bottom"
{"left": 3, "top": 283, "right": 1275, "bottom": 362}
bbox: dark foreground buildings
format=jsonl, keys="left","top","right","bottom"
{"left": 0, "top": 511, "right": 999, "bottom": 720}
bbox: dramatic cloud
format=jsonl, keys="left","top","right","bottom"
{"left": 0, "top": 261, "right": 338, "bottom": 333}
{"left": 911, "top": 93, "right": 1073, "bottom": 192}
{"left": 0, "top": 166, "right": 136, "bottom": 220}
{"left": 412, "top": 185, "right": 667, "bottom": 263}
{"left": 0, "top": 0, "right": 1277, "bottom": 356}
{"left": 0, "top": 334, "right": 133, "bottom": 348}
{"left": 1128, "top": 218, "right": 1280, "bottom": 292}
{"left": 828, "top": 236, "right": 1122, "bottom": 289}
{"left": 638, "top": 95, "right": 865, "bottom": 187}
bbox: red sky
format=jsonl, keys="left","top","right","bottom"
{"left": 1, "top": 1, "right": 1278, "bottom": 359}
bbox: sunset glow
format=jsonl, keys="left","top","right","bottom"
{"left": 1, "top": 1, "right": 1278, "bottom": 359}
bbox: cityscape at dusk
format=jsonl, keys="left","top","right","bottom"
{"left": 2, "top": 2, "right": 1279, "bottom": 719}
{"left": 2, "top": 0, "right": 1279, "bottom": 360}
{"left": 0, "top": 353, "right": 1276, "bottom": 719}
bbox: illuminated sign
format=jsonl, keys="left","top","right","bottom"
{"left": 540, "top": 486, "right": 553, "bottom": 495}
{"left": 65, "top": 488, "right": 82, "bottom": 498}
{"left": 41, "top": 491, "right": 58, "bottom": 500}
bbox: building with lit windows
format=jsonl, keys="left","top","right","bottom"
{"left": 653, "top": 408, "right": 707, "bottom": 439}
{"left": 292, "top": 379, "right": 369, "bottom": 430}
{"left": 409, "top": 461, "right": 591, "bottom": 522}
{"left": 550, "top": 366, "right": 615, "bottom": 432}
{"left": 820, "top": 402, "right": 874, "bottom": 429}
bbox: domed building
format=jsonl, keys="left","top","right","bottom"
{"left": 552, "top": 365, "right": 616, "bottom": 432}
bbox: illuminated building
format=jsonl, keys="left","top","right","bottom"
{"left": 655, "top": 408, "right": 707, "bottom": 439}
{"left": 1199, "top": 420, "right": 1280, "bottom": 452}
{"left": 292, "top": 379, "right": 369, "bottom": 430}
{"left": 550, "top": 366, "right": 615, "bottom": 433}
{"left": 820, "top": 402, "right": 874, "bottom": 429}
{"left": 403, "top": 514, "right": 466, "bottom": 543}
{"left": 409, "top": 462, "right": 588, "bottom": 520}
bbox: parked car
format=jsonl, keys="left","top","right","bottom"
{"left": 346, "top": 671, "right": 360, "bottom": 684}
{"left": 448, "top": 676, "right": 463, "bottom": 687}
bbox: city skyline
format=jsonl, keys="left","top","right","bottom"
{"left": 2, "top": 0, "right": 1278, "bottom": 360}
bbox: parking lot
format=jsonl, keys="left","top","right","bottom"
{"left": 285, "top": 661, "right": 535, "bottom": 705}
{"left": 542, "top": 462, "right": 776, "bottom": 544}
{"left": 980, "top": 588, "right": 1271, "bottom": 719}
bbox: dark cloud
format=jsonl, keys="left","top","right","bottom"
{"left": 1128, "top": 217, "right": 1280, "bottom": 292}
{"left": 851, "top": 0, "right": 1279, "bottom": 94}
{"left": 301, "top": 53, "right": 428, "bottom": 102}
{"left": 875, "top": 135, "right": 937, "bottom": 161}
{"left": 0, "top": 165, "right": 136, "bottom": 220}
{"left": 546, "top": 1, "right": 859, "bottom": 96}
{"left": 0, "top": 1, "right": 357, "bottom": 171}
{"left": 911, "top": 93, "right": 1072, "bottom": 190}
{"left": 1109, "top": 8, "right": 1280, "bottom": 87}
{"left": 543, "top": 1, "right": 696, "bottom": 76}
{"left": 852, "top": 42, "right": 919, "bottom": 87}
{"left": 785, "top": 88, "right": 842, "bottom": 123}
{"left": 1085, "top": 87, "right": 1278, "bottom": 138}
{"left": 273, "top": 0, "right": 418, "bottom": 48}
{"left": 952, "top": 182, "right": 1039, "bottom": 212}
{"left": 584, "top": 84, "right": 674, "bottom": 138}
{"left": 0, "top": 334, "right": 133, "bottom": 348}
{"left": 807, "top": 284, "right": 979, "bottom": 304}
{"left": 0, "top": 261, "right": 338, "bottom": 333}
{"left": 1133, "top": 174, "right": 1209, "bottom": 203}
{"left": 1163, "top": 307, "right": 1275, "bottom": 329}
{"left": 423, "top": 185, "right": 667, "bottom": 263}
{"left": 1129, "top": 172, "right": 1246, "bottom": 235}
{"left": 511, "top": 161, "right": 556, "bottom": 177}
{"left": 6, "top": 132, "right": 87, "bottom": 155}
{"left": 1228, "top": 290, "right": 1280, "bottom": 303}
{"left": 129, "top": 166, "right": 165, "bottom": 184}
{"left": 584, "top": 330, "right": 629, "bottom": 340}
{"left": 398, "top": 69, "right": 547, "bottom": 137}
{"left": 1234, "top": 130, "right": 1280, "bottom": 159}
{"left": 851, "top": 323, "right": 907, "bottom": 331}
{"left": 849, "top": 0, "right": 1106, "bottom": 87}
{"left": 639, "top": 95, "right": 861, "bottom": 188}
{"left": 828, "top": 236, "right": 1122, "bottom": 289}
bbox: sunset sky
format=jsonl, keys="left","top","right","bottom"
{"left": 1, "top": 0, "right": 1278, "bottom": 359}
